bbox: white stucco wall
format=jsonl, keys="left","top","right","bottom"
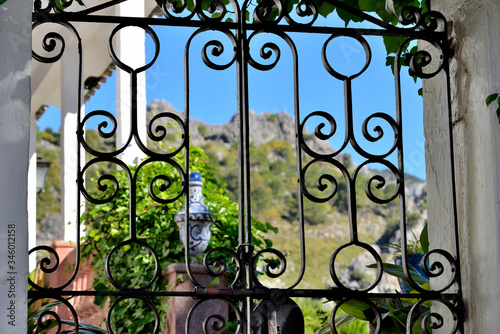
{"left": 60, "top": 40, "right": 86, "bottom": 243}
{"left": 0, "top": 0, "right": 32, "bottom": 331}
{"left": 424, "top": 0, "right": 500, "bottom": 332}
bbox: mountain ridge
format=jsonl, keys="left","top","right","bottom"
{"left": 148, "top": 99, "right": 338, "bottom": 156}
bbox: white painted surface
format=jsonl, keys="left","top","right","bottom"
{"left": 424, "top": 0, "right": 500, "bottom": 332}
{"left": 60, "top": 42, "right": 85, "bottom": 243}
{"left": 0, "top": 1, "right": 31, "bottom": 331}
{"left": 28, "top": 112, "right": 37, "bottom": 271}
{"left": 115, "top": 0, "right": 147, "bottom": 166}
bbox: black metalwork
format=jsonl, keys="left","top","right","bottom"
{"left": 30, "top": 0, "right": 463, "bottom": 333}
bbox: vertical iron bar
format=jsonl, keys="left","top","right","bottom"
{"left": 184, "top": 33, "right": 191, "bottom": 279}
{"left": 344, "top": 78, "right": 359, "bottom": 243}
{"left": 394, "top": 45, "right": 412, "bottom": 289}
{"left": 130, "top": 71, "right": 138, "bottom": 240}
{"left": 183, "top": 30, "right": 200, "bottom": 287}
{"left": 289, "top": 35, "right": 307, "bottom": 289}
{"left": 237, "top": 2, "right": 252, "bottom": 333}
{"left": 75, "top": 26, "right": 83, "bottom": 284}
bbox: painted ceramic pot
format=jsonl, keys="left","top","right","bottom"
{"left": 175, "top": 172, "right": 213, "bottom": 255}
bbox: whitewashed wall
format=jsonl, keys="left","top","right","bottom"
{"left": 0, "top": 0, "right": 31, "bottom": 331}
{"left": 424, "top": 0, "right": 500, "bottom": 332}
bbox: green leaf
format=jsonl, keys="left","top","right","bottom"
{"left": 336, "top": 2, "right": 365, "bottom": 27}
{"left": 385, "top": 55, "right": 396, "bottom": 73}
{"left": 338, "top": 299, "right": 376, "bottom": 321}
{"left": 410, "top": 309, "right": 432, "bottom": 334}
{"left": 286, "top": 0, "right": 300, "bottom": 16}
{"left": 29, "top": 300, "right": 63, "bottom": 322}
{"left": 367, "top": 262, "right": 429, "bottom": 284}
{"left": 93, "top": 283, "right": 108, "bottom": 308}
{"left": 35, "top": 319, "right": 59, "bottom": 333}
{"left": 0, "top": 0, "right": 7, "bottom": 5}
{"left": 358, "top": 0, "right": 379, "bottom": 12}
{"left": 55, "top": 0, "right": 67, "bottom": 11}
{"left": 334, "top": 313, "right": 358, "bottom": 327}
{"left": 314, "top": 323, "right": 332, "bottom": 334}
{"left": 60, "top": 320, "right": 108, "bottom": 333}
{"left": 419, "top": 282, "right": 430, "bottom": 291}
{"left": 383, "top": 35, "right": 409, "bottom": 55}
{"left": 317, "top": 1, "right": 336, "bottom": 18}
{"left": 419, "top": 222, "right": 429, "bottom": 254}
{"left": 486, "top": 93, "right": 499, "bottom": 106}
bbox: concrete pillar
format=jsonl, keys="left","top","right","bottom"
{"left": 60, "top": 42, "right": 85, "bottom": 243}
{"left": 115, "top": 0, "right": 147, "bottom": 166}
{"left": 28, "top": 112, "right": 38, "bottom": 271}
{"left": 0, "top": 0, "right": 31, "bottom": 330}
{"left": 424, "top": 0, "right": 500, "bottom": 332}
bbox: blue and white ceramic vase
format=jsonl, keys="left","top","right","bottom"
{"left": 175, "top": 172, "right": 213, "bottom": 255}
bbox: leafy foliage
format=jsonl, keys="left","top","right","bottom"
{"left": 80, "top": 146, "right": 277, "bottom": 333}
{"left": 295, "top": 298, "right": 369, "bottom": 334}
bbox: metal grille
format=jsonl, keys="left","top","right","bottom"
{"left": 29, "top": 0, "right": 464, "bottom": 333}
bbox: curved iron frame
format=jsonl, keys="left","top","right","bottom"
{"left": 30, "top": 0, "right": 463, "bottom": 333}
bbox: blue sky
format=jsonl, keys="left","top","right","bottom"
{"left": 38, "top": 15, "right": 426, "bottom": 180}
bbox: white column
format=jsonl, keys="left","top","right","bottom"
{"left": 61, "top": 41, "right": 85, "bottom": 243}
{"left": 424, "top": 0, "right": 500, "bottom": 332}
{"left": 28, "top": 112, "right": 38, "bottom": 271}
{"left": 0, "top": 0, "right": 31, "bottom": 330}
{"left": 116, "top": 0, "right": 147, "bottom": 166}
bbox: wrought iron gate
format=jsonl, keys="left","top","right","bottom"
{"left": 29, "top": 0, "right": 464, "bottom": 333}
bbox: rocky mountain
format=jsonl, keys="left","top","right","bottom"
{"left": 147, "top": 98, "right": 426, "bottom": 215}
{"left": 147, "top": 99, "right": 333, "bottom": 154}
